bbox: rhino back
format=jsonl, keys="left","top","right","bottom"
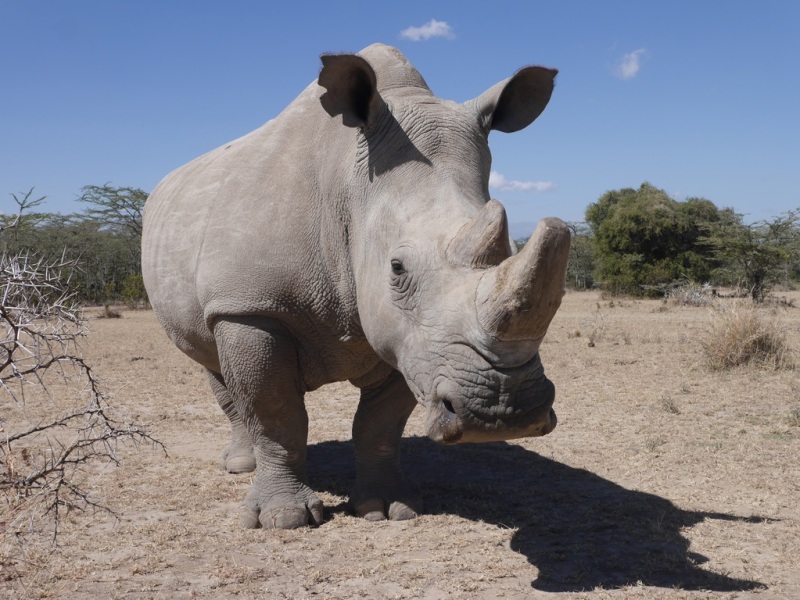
{"left": 142, "top": 82, "right": 371, "bottom": 383}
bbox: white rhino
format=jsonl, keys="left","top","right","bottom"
{"left": 142, "top": 44, "right": 570, "bottom": 530}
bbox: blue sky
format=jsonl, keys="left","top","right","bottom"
{"left": 2, "top": 1, "right": 798, "bottom": 237}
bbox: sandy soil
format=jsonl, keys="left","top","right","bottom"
{"left": 2, "top": 290, "right": 799, "bottom": 599}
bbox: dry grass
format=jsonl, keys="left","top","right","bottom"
{"left": 702, "top": 301, "right": 795, "bottom": 370}
{"left": 2, "top": 292, "right": 799, "bottom": 599}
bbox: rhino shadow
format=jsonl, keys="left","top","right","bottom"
{"left": 307, "top": 437, "right": 768, "bottom": 593}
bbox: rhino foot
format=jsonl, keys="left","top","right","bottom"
{"left": 220, "top": 442, "right": 256, "bottom": 474}
{"left": 239, "top": 483, "right": 324, "bottom": 530}
{"left": 350, "top": 480, "right": 423, "bottom": 522}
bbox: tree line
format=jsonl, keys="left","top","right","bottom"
{"left": 1, "top": 186, "right": 147, "bottom": 306}
{"left": 4, "top": 182, "right": 800, "bottom": 305}
{"left": 539, "top": 183, "right": 800, "bottom": 301}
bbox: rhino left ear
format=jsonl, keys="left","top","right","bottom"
{"left": 318, "top": 54, "right": 383, "bottom": 128}
{"left": 468, "top": 66, "right": 557, "bottom": 133}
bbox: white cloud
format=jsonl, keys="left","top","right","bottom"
{"left": 399, "top": 19, "right": 455, "bottom": 42}
{"left": 489, "top": 171, "right": 556, "bottom": 192}
{"left": 614, "top": 48, "right": 647, "bottom": 80}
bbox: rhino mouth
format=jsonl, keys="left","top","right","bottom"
{"left": 424, "top": 373, "right": 557, "bottom": 445}
{"left": 425, "top": 399, "right": 557, "bottom": 445}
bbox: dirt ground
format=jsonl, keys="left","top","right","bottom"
{"left": 2, "top": 290, "right": 799, "bottom": 599}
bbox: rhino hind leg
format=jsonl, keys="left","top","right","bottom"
{"left": 206, "top": 369, "right": 256, "bottom": 474}
{"left": 214, "top": 317, "right": 323, "bottom": 530}
{"left": 350, "top": 369, "right": 422, "bottom": 521}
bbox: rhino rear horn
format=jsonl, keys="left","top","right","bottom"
{"left": 319, "top": 54, "right": 383, "bottom": 128}
{"left": 446, "top": 200, "right": 512, "bottom": 268}
{"left": 476, "top": 218, "right": 570, "bottom": 342}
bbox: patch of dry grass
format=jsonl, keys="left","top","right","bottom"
{"left": 702, "top": 301, "right": 795, "bottom": 370}
{"left": 788, "top": 406, "right": 800, "bottom": 427}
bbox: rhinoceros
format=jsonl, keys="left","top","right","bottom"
{"left": 142, "top": 43, "right": 570, "bottom": 530}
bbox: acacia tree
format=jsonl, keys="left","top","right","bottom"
{"left": 0, "top": 189, "right": 49, "bottom": 247}
{"left": 78, "top": 185, "right": 146, "bottom": 239}
{"left": 701, "top": 208, "right": 800, "bottom": 301}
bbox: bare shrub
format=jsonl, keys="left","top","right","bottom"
{"left": 644, "top": 436, "right": 666, "bottom": 453}
{"left": 582, "top": 306, "right": 605, "bottom": 347}
{"left": 0, "top": 251, "right": 162, "bottom": 562}
{"left": 702, "top": 301, "right": 795, "bottom": 370}
{"left": 96, "top": 304, "right": 122, "bottom": 319}
{"left": 659, "top": 394, "right": 680, "bottom": 414}
{"left": 652, "top": 301, "right": 670, "bottom": 313}
{"left": 665, "top": 281, "right": 714, "bottom": 307}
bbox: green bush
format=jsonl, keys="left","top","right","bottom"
{"left": 121, "top": 273, "right": 148, "bottom": 309}
{"left": 586, "top": 183, "right": 721, "bottom": 296}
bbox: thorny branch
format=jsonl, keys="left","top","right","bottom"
{"left": 0, "top": 251, "right": 164, "bottom": 548}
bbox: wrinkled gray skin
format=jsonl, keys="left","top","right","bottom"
{"left": 142, "top": 44, "right": 571, "bottom": 530}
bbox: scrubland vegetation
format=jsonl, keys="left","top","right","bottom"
{"left": 1, "top": 182, "right": 798, "bottom": 597}
{"left": 551, "top": 183, "right": 800, "bottom": 302}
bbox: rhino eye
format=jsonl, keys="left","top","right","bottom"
{"left": 390, "top": 259, "right": 406, "bottom": 275}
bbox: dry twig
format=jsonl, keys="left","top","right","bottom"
{"left": 0, "top": 251, "right": 164, "bottom": 550}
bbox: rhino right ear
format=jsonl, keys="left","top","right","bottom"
{"left": 318, "top": 54, "right": 383, "bottom": 128}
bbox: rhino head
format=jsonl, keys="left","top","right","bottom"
{"left": 319, "top": 45, "right": 570, "bottom": 445}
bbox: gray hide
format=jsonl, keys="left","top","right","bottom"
{"left": 142, "top": 44, "right": 570, "bottom": 530}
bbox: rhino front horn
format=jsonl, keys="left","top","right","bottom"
{"left": 475, "top": 218, "right": 571, "bottom": 343}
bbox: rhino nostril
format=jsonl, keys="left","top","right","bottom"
{"left": 442, "top": 400, "right": 456, "bottom": 414}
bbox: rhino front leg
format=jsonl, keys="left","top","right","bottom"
{"left": 206, "top": 369, "right": 256, "bottom": 474}
{"left": 214, "top": 316, "right": 323, "bottom": 530}
{"left": 351, "top": 368, "right": 422, "bottom": 521}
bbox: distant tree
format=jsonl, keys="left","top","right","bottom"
{"left": 701, "top": 208, "right": 800, "bottom": 301}
{"left": 1, "top": 189, "right": 50, "bottom": 245}
{"left": 77, "top": 185, "right": 149, "bottom": 304}
{"left": 586, "top": 183, "right": 722, "bottom": 296}
{"left": 1, "top": 190, "right": 75, "bottom": 263}
{"left": 515, "top": 222, "right": 595, "bottom": 291}
{"left": 78, "top": 185, "right": 146, "bottom": 238}
{"left": 121, "top": 273, "right": 148, "bottom": 308}
{"left": 566, "top": 222, "right": 595, "bottom": 290}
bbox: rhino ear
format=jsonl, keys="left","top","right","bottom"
{"left": 318, "top": 54, "right": 383, "bottom": 128}
{"left": 468, "top": 66, "right": 557, "bottom": 133}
